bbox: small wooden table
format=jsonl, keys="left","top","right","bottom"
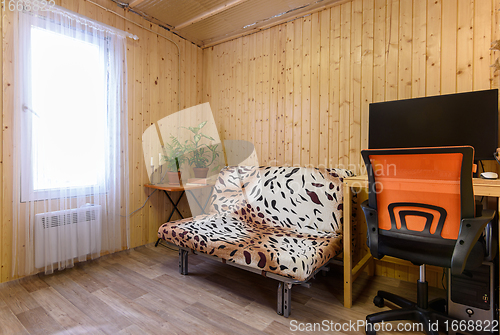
{"left": 144, "top": 182, "right": 215, "bottom": 221}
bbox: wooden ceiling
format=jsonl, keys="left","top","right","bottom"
{"left": 119, "top": 0, "right": 343, "bottom": 47}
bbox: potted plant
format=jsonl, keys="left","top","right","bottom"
{"left": 162, "top": 136, "right": 187, "bottom": 185}
{"left": 184, "top": 121, "right": 221, "bottom": 178}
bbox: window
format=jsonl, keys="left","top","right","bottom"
{"left": 14, "top": 8, "right": 131, "bottom": 275}
{"left": 22, "top": 26, "right": 108, "bottom": 200}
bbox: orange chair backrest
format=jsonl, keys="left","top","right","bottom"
{"left": 362, "top": 146, "right": 474, "bottom": 240}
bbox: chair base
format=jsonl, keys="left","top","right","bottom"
{"left": 366, "top": 289, "right": 458, "bottom": 335}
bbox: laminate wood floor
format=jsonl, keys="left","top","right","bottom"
{"left": 0, "top": 243, "right": 447, "bottom": 334}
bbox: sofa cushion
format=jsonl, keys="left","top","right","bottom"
{"left": 235, "top": 166, "right": 353, "bottom": 235}
{"left": 158, "top": 213, "right": 342, "bottom": 281}
{"left": 211, "top": 166, "right": 246, "bottom": 215}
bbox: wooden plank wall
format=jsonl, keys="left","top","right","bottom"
{"left": 202, "top": 0, "right": 500, "bottom": 286}
{"left": 0, "top": 0, "right": 499, "bottom": 287}
{"left": 0, "top": 0, "right": 3, "bottom": 286}
{"left": 0, "top": 0, "right": 202, "bottom": 283}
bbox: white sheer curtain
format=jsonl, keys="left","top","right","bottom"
{"left": 12, "top": 6, "right": 132, "bottom": 275}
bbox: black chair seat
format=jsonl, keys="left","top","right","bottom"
{"left": 378, "top": 233, "right": 486, "bottom": 270}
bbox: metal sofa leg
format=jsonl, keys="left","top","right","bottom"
{"left": 277, "top": 282, "right": 283, "bottom": 315}
{"left": 283, "top": 282, "right": 292, "bottom": 317}
{"left": 179, "top": 249, "right": 188, "bottom": 275}
{"left": 277, "top": 282, "right": 292, "bottom": 317}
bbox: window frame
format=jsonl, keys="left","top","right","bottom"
{"left": 20, "top": 22, "right": 111, "bottom": 202}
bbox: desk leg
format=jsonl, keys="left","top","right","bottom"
{"left": 186, "top": 186, "right": 214, "bottom": 215}
{"left": 344, "top": 183, "right": 353, "bottom": 308}
{"left": 165, "top": 191, "right": 185, "bottom": 222}
{"left": 202, "top": 187, "right": 214, "bottom": 213}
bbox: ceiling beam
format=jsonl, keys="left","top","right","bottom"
{"left": 174, "top": 0, "right": 251, "bottom": 30}
{"left": 128, "top": 0, "right": 147, "bottom": 8}
{"left": 201, "top": 0, "right": 346, "bottom": 48}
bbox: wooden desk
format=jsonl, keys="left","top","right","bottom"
{"left": 343, "top": 176, "right": 500, "bottom": 308}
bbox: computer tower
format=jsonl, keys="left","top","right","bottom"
{"left": 447, "top": 218, "right": 498, "bottom": 335}
{"left": 448, "top": 261, "right": 497, "bottom": 335}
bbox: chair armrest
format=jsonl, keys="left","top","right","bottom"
{"left": 361, "top": 200, "right": 382, "bottom": 259}
{"left": 450, "top": 209, "right": 495, "bottom": 276}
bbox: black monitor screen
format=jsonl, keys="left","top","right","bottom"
{"left": 368, "top": 89, "right": 499, "bottom": 161}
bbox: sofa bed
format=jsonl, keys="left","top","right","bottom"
{"left": 157, "top": 165, "right": 354, "bottom": 317}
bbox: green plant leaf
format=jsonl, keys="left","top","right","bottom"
{"left": 162, "top": 135, "right": 188, "bottom": 171}
{"left": 197, "top": 121, "right": 207, "bottom": 130}
{"left": 201, "top": 134, "right": 215, "bottom": 141}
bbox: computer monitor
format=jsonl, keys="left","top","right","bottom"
{"left": 368, "top": 89, "right": 499, "bottom": 161}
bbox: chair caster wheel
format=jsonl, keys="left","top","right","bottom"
{"left": 373, "top": 296, "right": 384, "bottom": 308}
{"left": 365, "top": 321, "right": 376, "bottom": 335}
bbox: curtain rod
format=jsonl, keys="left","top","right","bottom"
{"left": 33, "top": 4, "right": 140, "bottom": 40}
{"left": 85, "top": 0, "right": 181, "bottom": 111}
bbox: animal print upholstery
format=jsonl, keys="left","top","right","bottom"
{"left": 158, "top": 166, "right": 355, "bottom": 282}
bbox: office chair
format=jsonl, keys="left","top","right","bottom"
{"left": 360, "top": 146, "right": 495, "bottom": 335}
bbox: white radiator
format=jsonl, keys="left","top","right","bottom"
{"left": 35, "top": 205, "right": 102, "bottom": 269}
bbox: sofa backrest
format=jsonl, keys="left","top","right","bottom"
{"left": 221, "top": 166, "right": 354, "bottom": 234}
{"left": 211, "top": 166, "right": 246, "bottom": 215}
